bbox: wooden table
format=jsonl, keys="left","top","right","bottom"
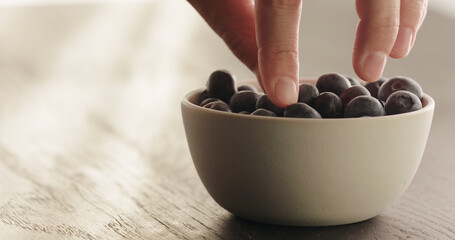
{"left": 0, "top": 2, "right": 454, "bottom": 239}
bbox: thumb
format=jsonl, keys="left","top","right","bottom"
{"left": 255, "top": 0, "right": 302, "bottom": 108}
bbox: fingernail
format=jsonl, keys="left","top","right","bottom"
{"left": 364, "top": 51, "right": 387, "bottom": 81}
{"left": 274, "top": 77, "right": 297, "bottom": 105}
{"left": 392, "top": 27, "right": 413, "bottom": 56}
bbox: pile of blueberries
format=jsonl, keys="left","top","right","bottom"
{"left": 198, "top": 70, "right": 424, "bottom": 118}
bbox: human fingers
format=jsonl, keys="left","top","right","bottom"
{"left": 255, "top": 0, "right": 302, "bottom": 108}
{"left": 353, "top": 0, "right": 400, "bottom": 82}
{"left": 390, "top": 0, "right": 428, "bottom": 58}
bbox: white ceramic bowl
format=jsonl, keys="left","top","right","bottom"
{"left": 181, "top": 80, "right": 434, "bottom": 226}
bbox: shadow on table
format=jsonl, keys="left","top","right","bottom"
{"left": 218, "top": 214, "right": 384, "bottom": 240}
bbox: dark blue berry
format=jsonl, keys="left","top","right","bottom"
{"left": 298, "top": 83, "right": 319, "bottom": 105}
{"left": 385, "top": 90, "right": 422, "bottom": 115}
{"left": 315, "top": 73, "right": 351, "bottom": 96}
{"left": 229, "top": 91, "right": 260, "bottom": 113}
{"left": 202, "top": 100, "right": 231, "bottom": 112}
{"left": 238, "top": 84, "right": 258, "bottom": 93}
{"left": 377, "top": 76, "right": 423, "bottom": 102}
{"left": 251, "top": 108, "right": 277, "bottom": 117}
{"left": 363, "top": 77, "right": 387, "bottom": 99}
{"left": 199, "top": 90, "right": 208, "bottom": 105}
{"left": 344, "top": 96, "right": 385, "bottom": 118}
{"left": 206, "top": 70, "right": 237, "bottom": 103}
{"left": 283, "top": 103, "right": 321, "bottom": 118}
{"left": 339, "top": 85, "right": 371, "bottom": 108}
{"left": 200, "top": 98, "right": 220, "bottom": 107}
{"left": 256, "top": 94, "right": 284, "bottom": 116}
{"left": 312, "top": 92, "right": 342, "bottom": 118}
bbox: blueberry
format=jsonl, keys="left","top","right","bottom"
{"left": 256, "top": 94, "right": 285, "bottom": 116}
{"left": 315, "top": 73, "right": 351, "bottom": 96}
{"left": 385, "top": 90, "right": 422, "bottom": 115}
{"left": 202, "top": 100, "right": 231, "bottom": 112}
{"left": 229, "top": 91, "right": 260, "bottom": 113}
{"left": 363, "top": 77, "right": 387, "bottom": 99}
{"left": 312, "top": 92, "right": 342, "bottom": 118}
{"left": 283, "top": 103, "right": 321, "bottom": 119}
{"left": 251, "top": 108, "right": 277, "bottom": 117}
{"left": 339, "top": 85, "right": 371, "bottom": 108}
{"left": 346, "top": 76, "right": 360, "bottom": 86}
{"left": 199, "top": 89, "right": 209, "bottom": 105}
{"left": 200, "top": 97, "right": 220, "bottom": 107}
{"left": 238, "top": 84, "right": 258, "bottom": 93}
{"left": 206, "top": 70, "right": 237, "bottom": 103}
{"left": 377, "top": 76, "right": 423, "bottom": 102}
{"left": 298, "top": 83, "right": 319, "bottom": 105}
{"left": 344, "top": 96, "right": 385, "bottom": 118}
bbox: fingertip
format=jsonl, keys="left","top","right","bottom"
{"left": 353, "top": 51, "right": 387, "bottom": 82}
{"left": 364, "top": 51, "right": 387, "bottom": 81}
{"left": 390, "top": 27, "right": 413, "bottom": 59}
{"left": 269, "top": 77, "right": 298, "bottom": 108}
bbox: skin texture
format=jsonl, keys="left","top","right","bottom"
{"left": 188, "top": 0, "right": 428, "bottom": 108}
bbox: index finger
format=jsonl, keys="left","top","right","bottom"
{"left": 255, "top": 0, "right": 303, "bottom": 108}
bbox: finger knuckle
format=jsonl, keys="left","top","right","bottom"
{"left": 401, "top": 0, "right": 428, "bottom": 24}
{"left": 402, "top": 0, "right": 427, "bottom": 12}
{"left": 366, "top": 16, "right": 400, "bottom": 35}
{"left": 261, "top": 45, "right": 299, "bottom": 62}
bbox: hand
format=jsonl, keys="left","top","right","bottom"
{"left": 353, "top": 0, "right": 428, "bottom": 82}
{"left": 188, "top": 0, "right": 301, "bottom": 108}
{"left": 188, "top": 0, "right": 428, "bottom": 108}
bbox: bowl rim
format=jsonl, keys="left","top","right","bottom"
{"left": 181, "top": 79, "right": 435, "bottom": 123}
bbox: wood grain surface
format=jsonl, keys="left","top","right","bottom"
{"left": 0, "top": 2, "right": 454, "bottom": 239}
